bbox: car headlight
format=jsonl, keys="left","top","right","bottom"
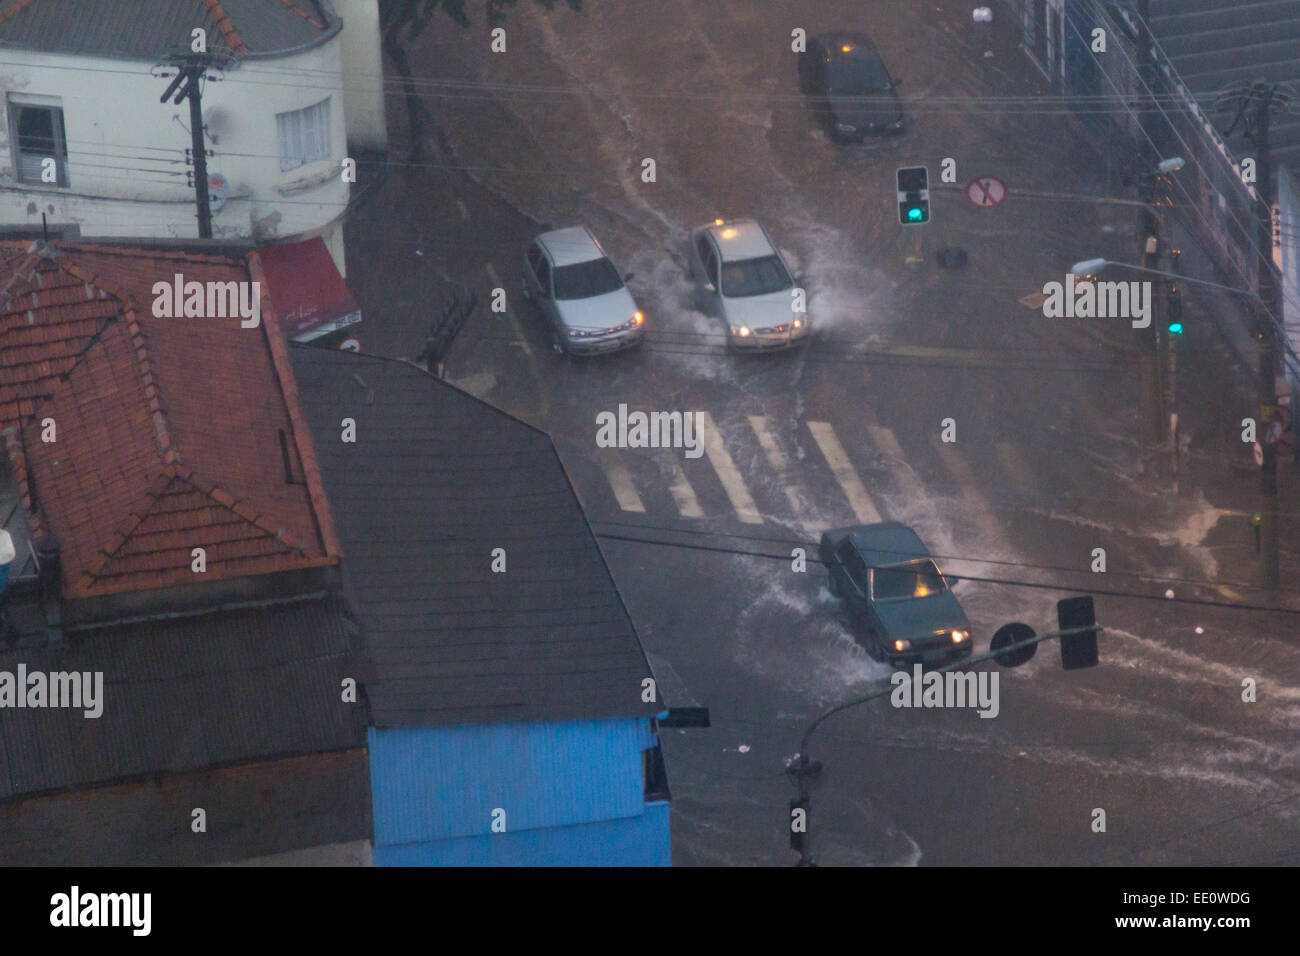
{"left": 951, "top": 629, "right": 970, "bottom": 644}
{"left": 734, "top": 326, "right": 752, "bottom": 337}
{"left": 835, "top": 123, "right": 858, "bottom": 134}
{"left": 568, "top": 329, "right": 580, "bottom": 337}
{"left": 792, "top": 317, "right": 805, "bottom": 330}
{"left": 893, "top": 639, "right": 911, "bottom": 652}
{"left": 633, "top": 311, "right": 644, "bottom": 325}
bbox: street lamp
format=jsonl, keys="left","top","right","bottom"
{"left": 787, "top": 601, "right": 1101, "bottom": 866}
{"left": 1068, "top": 258, "right": 1259, "bottom": 299}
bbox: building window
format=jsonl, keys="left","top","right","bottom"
{"left": 9, "top": 96, "right": 68, "bottom": 187}
{"left": 276, "top": 98, "right": 331, "bottom": 172}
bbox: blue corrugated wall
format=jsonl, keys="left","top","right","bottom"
{"left": 369, "top": 716, "right": 663, "bottom": 855}
{"left": 374, "top": 800, "right": 670, "bottom": 866}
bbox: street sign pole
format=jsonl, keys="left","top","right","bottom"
{"left": 789, "top": 619, "right": 1101, "bottom": 865}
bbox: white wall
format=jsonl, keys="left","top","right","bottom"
{"left": 333, "top": 0, "right": 387, "bottom": 152}
{"left": 0, "top": 37, "right": 351, "bottom": 242}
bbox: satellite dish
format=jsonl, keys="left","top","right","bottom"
{"left": 205, "top": 106, "right": 231, "bottom": 142}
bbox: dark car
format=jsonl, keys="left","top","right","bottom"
{"left": 819, "top": 521, "right": 972, "bottom": 667}
{"left": 798, "top": 32, "right": 904, "bottom": 143}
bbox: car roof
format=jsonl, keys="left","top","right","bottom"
{"left": 537, "top": 227, "right": 607, "bottom": 267}
{"left": 815, "top": 32, "right": 882, "bottom": 59}
{"left": 847, "top": 521, "right": 931, "bottom": 567}
{"left": 701, "top": 219, "right": 776, "bottom": 262}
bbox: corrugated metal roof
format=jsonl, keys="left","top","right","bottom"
{"left": 369, "top": 718, "right": 650, "bottom": 846}
{"left": 375, "top": 799, "right": 671, "bottom": 866}
{"left": 0, "top": 0, "right": 337, "bottom": 60}
{"left": 289, "top": 348, "right": 661, "bottom": 728}
{"left": 1150, "top": 0, "right": 1300, "bottom": 178}
{"left": 0, "top": 593, "right": 367, "bottom": 800}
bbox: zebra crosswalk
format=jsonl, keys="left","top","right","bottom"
{"left": 584, "top": 414, "right": 1041, "bottom": 537}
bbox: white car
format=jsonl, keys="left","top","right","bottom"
{"left": 522, "top": 227, "right": 645, "bottom": 355}
{"left": 687, "top": 219, "right": 811, "bottom": 351}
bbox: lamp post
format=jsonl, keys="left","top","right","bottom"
{"left": 788, "top": 608, "right": 1101, "bottom": 866}
{"left": 1071, "top": 257, "right": 1280, "bottom": 587}
{"left": 1069, "top": 259, "right": 1258, "bottom": 298}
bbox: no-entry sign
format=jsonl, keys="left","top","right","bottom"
{"left": 966, "top": 175, "right": 1006, "bottom": 207}
{"left": 339, "top": 337, "right": 361, "bottom": 353}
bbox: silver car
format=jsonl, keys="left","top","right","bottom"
{"left": 687, "top": 218, "right": 811, "bottom": 351}
{"left": 522, "top": 227, "right": 646, "bottom": 356}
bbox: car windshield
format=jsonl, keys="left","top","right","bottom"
{"left": 872, "top": 560, "right": 947, "bottom": 600}
{"left": 720, "top": 255, "right": 792, "bottom": 297}
{"left": 553, "top": 257, "right": 624, "bottom": 300}
{"left": 828, "top": 51, "right": 892, "bottom": 93}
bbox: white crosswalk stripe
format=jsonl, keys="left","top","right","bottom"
{"left": 666, "top": 461, "right": 704, "bottom": 518}
{"left": 866, "top": 424, "right": 906, "bottom": 464}
{"left": 932, "top": 439, "right": 1004, "bottom": 545}
{"left": 600, "top": 455, "right": 646, "bottom": 513}
{"left": 698, "top": 412, "right": 763, "bottom": 524}
{"left": 807, "top": 421, "right": 882, "bottom": 524}
{"left": 748, "top": 414, "right": 817, "bottom": 529}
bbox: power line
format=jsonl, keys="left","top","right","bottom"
{"left": 588, "top": 516, "right": 1300, "bottom": 599}
{"left": 589, "top": 525, "right": 1300, "bottom": 617}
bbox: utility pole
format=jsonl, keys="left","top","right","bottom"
{"left": 1215, "top": 79, "right": 1293, "bottom": 590}
{"left": 1135, "top": 0, "right": 1166, "bottom": 456}
{"left": 1248, "top": 82, "right": 1284, "bottom": 592}
{"left": 158, "top": 54, "right": 223, "bottom": 239}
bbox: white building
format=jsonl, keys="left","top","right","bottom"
{"left": 0, "top": 0, "right": 385, "bottom": 275}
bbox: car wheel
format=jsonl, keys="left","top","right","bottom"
{"left": 551, "top": 325, "right": 572, "bottom": 356}
{"left": 865, "top": 630, "right": 885, "bottom": 662}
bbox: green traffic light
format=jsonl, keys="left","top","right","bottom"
{"left": 908, "top": 207, "right": 925, "bottom": 222}
{"left": 1168, "top": 322, "right": 1184, "bottom": 335}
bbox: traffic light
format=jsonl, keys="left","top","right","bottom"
{"left": 1057, "top": 596, "right": 1099, "bottom": 670}
{"left": 897, "top": 165, "right": 930, "bottom": 225}
{"left": 1166, "top": 249, "right": 1183, "bottom": 334}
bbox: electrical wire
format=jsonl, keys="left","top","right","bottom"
{"left": 588, "top": 524, "right": 1300, "bottom": 617}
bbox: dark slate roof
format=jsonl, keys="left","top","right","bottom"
{"left": 0, "top": 0, "right": 338, "bottom": 61}
{"left": 0, "top": 748, "right": 371, "bottom": 865}
{"left": 288, "top": 348, "right": 660, "bottom": 729}
{"left": 1150, "top": 0, "right": 1300, "bottom": 178}
{"left": 0, "top": 592, "right": 367, "bottom": 801}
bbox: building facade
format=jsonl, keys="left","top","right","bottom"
{"left": 0, "top": 0, "right": 384, "bottom": 275}
{"left": 291, "top": 350, "right": 674, "bottom": 867}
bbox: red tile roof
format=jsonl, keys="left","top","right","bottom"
{"left": 0, "top": 241, "right": 340, "bottom": 599}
